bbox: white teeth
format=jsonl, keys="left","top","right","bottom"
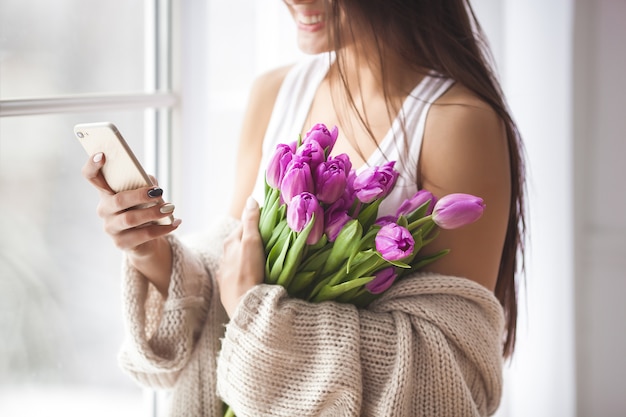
{"left": 298, "top": 14, "right": 324, "bottom": 25}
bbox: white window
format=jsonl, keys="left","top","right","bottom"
{"left": 0, "top": 1, "right": 299, "bottom": 415}
{"left": 0, "top": 0, "right": 175, "bottom": 415}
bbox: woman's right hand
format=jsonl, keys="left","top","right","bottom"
{"left": 82, "top": 152, "right": 181, "bottom": 295}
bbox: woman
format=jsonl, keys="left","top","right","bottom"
{"left": 82, "top": 0, "right": 525, "bottom": 416}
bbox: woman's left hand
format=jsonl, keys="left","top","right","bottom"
{"left": 217, "top": 197, "right": 266, "bottom": 318}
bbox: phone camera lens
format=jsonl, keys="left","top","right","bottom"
{"left": 76, "top": 132, "right": 84, "bottom": 138}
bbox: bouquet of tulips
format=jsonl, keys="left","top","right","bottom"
{"left": 223, "top": 123, "right": 485, "bottom": 416}
{"left": 257, "top": 123, "right": 485, "bottom": 307}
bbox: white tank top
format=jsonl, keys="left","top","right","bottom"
{"left": 252, "top": 52, "right": 455, "bottom": 217}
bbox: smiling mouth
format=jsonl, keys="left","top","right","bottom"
{"left": 297, "top": 13, "right": 325, "bottom": 26}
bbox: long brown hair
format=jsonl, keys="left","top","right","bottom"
{"left": 327, "top": 0, "right": 526, "bottom": 357}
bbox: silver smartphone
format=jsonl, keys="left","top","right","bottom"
{"left": 74, "top": 122, "right": 173, "bottom": 225}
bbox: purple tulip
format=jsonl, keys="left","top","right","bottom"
{"left": 295, "top": 140, "right": 325, "bottom": 170}
{"left": 287, "top": 192, "right": 324, "bottom": 245}
{"left": 281, "top": 158, "right": 315, "bottom": 204}
{"left": 345, "top": 169, "right": 357, "bottom": 200}
{"left": 374, "top": 215, "right": 396, "bottom": 227}
{"left": 432, "top": 193, "right": 485, "bottom": 230}
{"left": 332, "top": 153, "right": 352, "bottom": 174}
{"left": 324, "top": 204, "right": 352, "bottom": 242}
{"left": 396, "top": 189, "right": 436, "bottom": 217}
{"left": 365, "top": 267, "right": 398, "bottom": 295}
{"left": 375, "top": 223, "right": 415, "bottom": 261}
{"left": 302, "top": 123, "right": 339, "bottom": 154}
{"left": 266, "top": 143, "right": 294, "bottom": 189}
{"left": 352, "top": 161, "right": 399, "bottom": 203}
{"left": 314, "top": 154, "right": 351, "bottom": 204}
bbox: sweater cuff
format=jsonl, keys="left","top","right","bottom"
{"left": 161, "top": 234, "right": 210, "bottom": 314}
{"left": 118, "top": 235, "right": 213, "bottom": 387}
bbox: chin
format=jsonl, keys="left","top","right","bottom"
{"left": 297, "top": 37, "right": 332, "bottom": 55}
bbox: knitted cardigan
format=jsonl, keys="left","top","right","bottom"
{"left": 118, "top": 217, "right": 504, "bottom": 417}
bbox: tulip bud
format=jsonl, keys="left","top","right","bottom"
{"left": 332, "top": 153, "right": 352, "bottom": 174}
{"left": 375, "top": 223, "right": 415, "bottom": 261}
{"left": 281, "top": 158, "right": 315, "bottom": 204}
{"left": 287, "top": 192, "right": 324, "bottom": 245}
{"left": 302, "top": 123, "right": 339, "bottom": 154}
{"left": 365, "top": 267, "right": 398, "bottom": 294}
{"left": 295, "top": 140, "right": 325, "bottom": 170}
{"left": 374, "top": 215, "right": 396, "bottom": 227}
{"left": 266, "top": 143, "right": 294, "bottom": 189}
{"left": 314, "top": 155, "right": 350, "bottom": 204}
{"left": 324, "top": 208, "right": 352, "bottom": 242}
{"left": 432, "top": 193, "right": 485, "bottom": 230}
{"left": 396, "top": 189, "right": 436, "bottom": 217}
{"left": 352, "top": 161, "right": 399, "bottom": 203}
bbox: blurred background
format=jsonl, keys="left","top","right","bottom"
{"left": 0, "top": 0, "right": 624, "bottom": 416}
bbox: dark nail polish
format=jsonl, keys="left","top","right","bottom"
{"left": 147, "top": 187, "right": 163, "bottom": 198}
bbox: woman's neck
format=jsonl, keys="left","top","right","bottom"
{"left": 330, "top": 44, "right": 425, "bottom": 105}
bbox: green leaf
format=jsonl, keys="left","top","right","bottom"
{"left": 266, "top": 232, "right": 293, "bottom": 284}
{"left": 410, "top": 249, "right": 450, "bottom": 270}
{"left": 322, "top": 219, "right": 363, "bottom": 275}
{"left": 336, "top": 286, "right": 365, "bottom": 303}
{"left": 406, "top": 201, "right": 434, "bottom": 223}
{"left": 312, "top": 276, "right": 376, "bottom": 303}
{"left": 308, "top": 234, "right": 328, "bottom": 251}
{"left": 357, "top": 199, "right": 382, "bottom": 231}
{"left": 358, "top": 225, "right": 380, "bottom": 252}
{"left": 259, "top": 187, "right": 282, "bottom": 243}
{"left": 420, "top": 225, "right": 440, "bottom": 247}
{"left": 299, "top": 246, "right": 332, "bottom": 272}
{"left": 397, "top": 215, "right": 409, "bottom": 228}
{"left": 265, "top": 218, "right": 290, "bottom": 253}
{"left": 383, "top": 259, "right": 411, "bottom": 268}
{"left": 276, "top": 213, "right": 315, "bottom": 288}
{"left": 342, "top": 252, "right": 386, "bottom": 283}
{"left": 307, "top": 275, "right": 334, "bottom": 301}
{"left": 287, "top": 270, "right": 318, "bottom": 294}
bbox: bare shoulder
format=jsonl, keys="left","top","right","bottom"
{"left": 251, "top": 65, "right": 293, "bottom": 101}
{"left": 245, "top": 64, "right": 294, "bottom": 125}
{"left": 421, "top": 82, "right": 509, "bottom": 196}
{"left": 229, "top": 64, "right": 294, "bottom": 217}
{"left": 419, "top": 82, "right": 511, "bottom": 290}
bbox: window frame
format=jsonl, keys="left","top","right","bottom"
{"left": 0, "top": 0, "right": 179, "bottom": 416}
{"left": 0, "top": 0, "right": 178, "bottom": 187}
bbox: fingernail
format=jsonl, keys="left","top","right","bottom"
{"left": 160, "top": 203, "right": 175, "bottom": 214}
{"left": 246, "top": 196, "right": 258, "bottom": 210}
{"left": 172, "top": 218, "right": 182, "bottom": 227}
{"left": 148, "top": 187, "right": 163, "bottom": 198}
{"left": 92, "top": 153, "right": 103, "bottom": 163}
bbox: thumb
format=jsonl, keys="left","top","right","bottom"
{"left": 241, "top": 197, "right": 261, "bottom": 239}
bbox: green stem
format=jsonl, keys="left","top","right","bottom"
{"left": 407, "top": 215, "right": 433, "bottom": 232}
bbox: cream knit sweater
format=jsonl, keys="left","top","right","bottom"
{"left": 118, "top": 218, "right": 504, "bottom": 417}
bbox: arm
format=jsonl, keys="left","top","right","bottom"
{"left": 419, "top": 84, "right": 512, "bottom": 291}
{"left": 81, "top": 158, "right": 179, "bottom": 296}
{"left": 117, "top": 216, "right": 242, "bottom": 388}
{"left": 80, "top": 64, "right": 291, "bottom": 297}
{"left": 115, "top": 65, "right": 293, "bottom": 385}
{"left": 216, "top": 275, "right": 504, "bottom": 416}
{"left": 215, "top": 194, "right": 504, "bottom": 416}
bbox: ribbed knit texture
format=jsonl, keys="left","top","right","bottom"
{"left": 118, "top": 218, "right": 504, "bottom": 417}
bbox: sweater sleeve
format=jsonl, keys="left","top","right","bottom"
{"left": 117, "top": 217, "right": 237, "bottom": 388}
{"left": 216, "top": 273, "right": 504, "bottom": 417}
